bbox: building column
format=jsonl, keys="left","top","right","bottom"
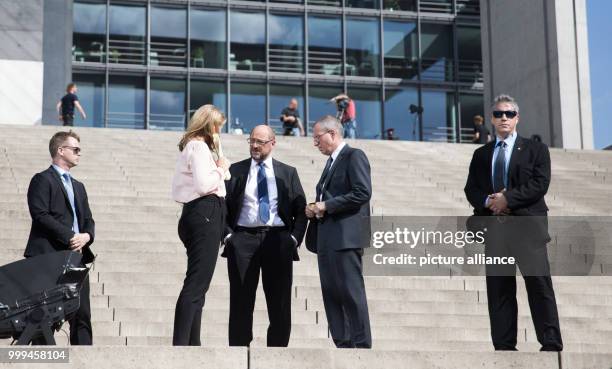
{"left": 480, "top": 0, "right": 593, "bottom": 149}
{"left": 42, "top": 0, "right": 73, "bottom": 126}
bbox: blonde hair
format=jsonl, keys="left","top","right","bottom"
{"left": 178, "top": 104, "right": 226, "bottom": 152}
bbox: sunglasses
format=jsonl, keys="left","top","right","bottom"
{"left": 61, "top": 146, "right": 81, "bottom": 154}
{"left": 492, "top": 110, "right": 518, "bottom": 119}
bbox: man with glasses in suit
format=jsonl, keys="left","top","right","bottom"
{"left": 223, "top": 125, "right": 307, "bottom": 347}
{"left": 25, "top": 130, "right": 95, "bottom": 345}
{"left": 464, "top": 94, "right": 562, "bottom": 352}
{"left": 305, "top": 115, "right": 372, "bottom": 348}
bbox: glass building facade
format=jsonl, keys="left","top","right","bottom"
{"left": 71, "top": 0, "right": 483, "bottom": 142}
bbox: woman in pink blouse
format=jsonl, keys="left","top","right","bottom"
{"left": 171, "top": 104, "right": 230, "bottom": 346}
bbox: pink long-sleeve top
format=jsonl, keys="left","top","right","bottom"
{"left": 172, "top": 139, "right": 226, "bottom": 203}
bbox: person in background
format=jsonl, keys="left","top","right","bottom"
{"left": 472, "top": 114, "right": 490, "bottom": 144}
{"left": 171, "top": 104, "right": 230, "bottom": 346}
{"left": 57, "top": 83, "right": 86, "bottom": 126}
{"left": 385, "top": 128, "right": 399, "bottom": 140}
{"left": 280, "top": 98, "right": 305, "bottom": 137}
{"left": 330, "top": 94, "right": 357, "bottom": 139}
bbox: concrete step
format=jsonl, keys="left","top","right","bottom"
{"left": 0, "top": 346, "right": 247, "bottom": 369}
{"left": 249, "top": 348, "right": 559, "bottom": 369}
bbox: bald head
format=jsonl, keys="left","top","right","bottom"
{"left": 249, "top": 124, "right": 276, "bottom": 162}
{"left": 251, "top": 125, "right": 275, "bottom": 140}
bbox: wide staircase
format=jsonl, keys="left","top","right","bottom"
{"left": 0, "top": 125, "right": 611, "bottom": 368}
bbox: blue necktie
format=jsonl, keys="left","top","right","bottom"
{"left": 257, "top": 162, "right": 270, "bottom": 224}
{"left": 493, "top": 141, "right": 507, "bottom": 193}
{"left": 62, "top": 173, "right": 80, "bottom": 233}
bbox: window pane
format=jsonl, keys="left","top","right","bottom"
{"left": 346, "top": 18, "right": 380, "bottom": 77}
{"left": 191, "top": 8, "right": 226, "bottom": 69}
{"left": 72, "top": 73, "right": 105, "bottom": 128}
{"left": 420, "top": 0, "right": 453, "bottom": 14}
{"left": 421, "top": 23, "right": 454, "bottom": 82}
{"left": 307, "top": 16, "right": 342, "bottom": 75}
{"left": 230, "top": 12, "right": 266, "bottom": 72}
{"left": 308, "top": 85, "right": 344, "bottom": 128}
{"left": 459, "top": 93, "right": 485, "bottom": 143}
{"left": 150, "top": 79, "right": 186, "bottom": 131}
{"left": 383, "top": 0, "right": 416, "bottom": 11}
{"left": 421, "top": 90, "right": 457, "bottom": 142}
{"left": 346, "top": 0, "right": 379, "bottom": 10}
{"left": 108, "top": 75, "right": 145, "bottom": 129}
{"left": 151, "top": 6, "right": 187, "bottom": 67}
{"left": 457, "top": 26, "right": 483, "bottom": 85}
{"left": 109, "top": 4, "right": 146, "bottom": 65}
{"left": 384, "top": 87, "right": 418, "bottom": 141}
{"left": 347, "top": 87, "right": 382, "bottom": 139}
{"left": 230, "top": 82, "right": 266, "bottom": 134}
{"left": 269, "top": 85, "right": 304, "bottom": 135}
{"left": 269, "top": 14, "right": 304, "bottom": 74}
{"left": 190, "top": 80, "right": 227, "bottom": 117}
{"left": 73, "top": 1, "right": 106, "bottom": 63}
{"left": 271, "top": 0, "right": 303, "bottom": 6}
{"left": 456, "top": 0, "right": 480, "bottom": 16}
{"left": 383, "top": 20, "right": 417, "bottom": 79}
{"left": 307, "top": 0, "right": 341, "bottom": 7}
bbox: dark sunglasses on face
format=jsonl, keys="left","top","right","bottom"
{"left": 492, "top": 110, "right": 518, "bottom": 119}
{"left": 61, "top": 146, "right": 81, "bottom": 154}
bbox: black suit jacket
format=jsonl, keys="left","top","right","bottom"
{"left": 306, "top": 144, "right": 372, "bottom": 253}
{"left": 25, "top": 166, "right": 95, "bottom": 264}
{"left": 224, "top": 158, "right": 307, "bottom": 259}
{"left": 464, "top": 135, "right": 551, "bottom": 242}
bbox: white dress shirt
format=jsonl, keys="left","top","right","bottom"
{"left": 237, "top": 157, "right": 285, "bottom": 227}
{"left": 319, "top": 142, "right": 346, "bottom": 201}
{"left": 330, "top": 141, "right": 347, "bottom": 166}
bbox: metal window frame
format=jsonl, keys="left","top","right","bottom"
{"left": 72, "top": 0, "right": 484, "bottom": 141}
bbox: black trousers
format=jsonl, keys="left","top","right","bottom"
{"left": 227, "top": 226, "right": 294, "bottom": 347}
{"left": 485, "top": 220, "right": 563, "bottom": 351}
{"left": 62, "top": 114, "right": 74, "bottom": 126}
{"left": 317, "top": 247, "right": 371, "bottom": 348}
{"left": 172, "top": 195, "right": 225, "bottom": 346}
{"left": 69, "top": 274, "right": 92, "bottom": 345}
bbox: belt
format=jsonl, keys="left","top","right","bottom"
{"left": 235, "top": 225, "right": 287, "bottom": 233}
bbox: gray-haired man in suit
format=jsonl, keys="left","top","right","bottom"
{"left": 305, "top": 115, "right": 372, "bottom": 348}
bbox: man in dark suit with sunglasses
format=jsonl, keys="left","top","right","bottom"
{"left": 25, "top": 130, "right": 95, "bottom": 345}
{"left": 464, "top": 94, "right": 562, "bottom": 352}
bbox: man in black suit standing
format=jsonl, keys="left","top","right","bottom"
{"left": 25, "top": 130, "right": 95, "bottom": 345}
{"left": 464, "top": 94, "right": 562, "bottom": 351}
{"left": 305, "top": 115, "right": 372, "bottom": 348}
{"left": 224, "top": 125, "right": 307, "bottom": 347}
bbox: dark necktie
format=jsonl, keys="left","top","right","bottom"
{"left": 493, "top": 141, "right": 507, "bottom": 192}
{"left": 317, "top": 157, "right": 333, "bottom": 201}
{"left": 257, "top": 162, "right": 270, "bottom": 223}
{"left": 320, "top": 157, "right": 333, "bottom": 186}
